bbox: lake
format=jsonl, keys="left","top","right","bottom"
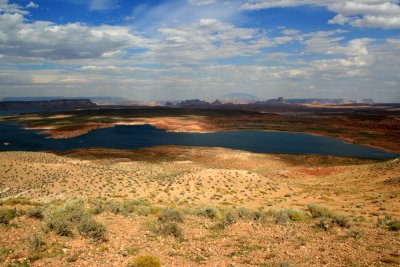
{"left": 0, "top": 123, "right": 398, "bottom": 159}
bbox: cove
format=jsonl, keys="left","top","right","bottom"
{"left": 0, "top": 123, "right": 398, "bottom": 159}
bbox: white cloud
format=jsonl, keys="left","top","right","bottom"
{"left": 0, "top": 0, "right": 399, "bottom": 102}
{"left": 0, "top": 0, "right": 29, "bottom": 14}
{"left": 129, "top": 0, "right": 242, "bottom": 34}
{"left": 188, "top": 0, "right": 217, "bottom": 6}
{"left": 241, "top": 0, "right": 400, "bottom": 29}
{"left": 140, "top": 19, "right": 290, "bottom": 64}
{"left": 26, "top": 2, "right": 39, "bottom": 9}
{"left": 0, "top": 12, "right": 149, "bottom": 60}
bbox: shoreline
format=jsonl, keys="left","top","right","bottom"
{"left": 21, "top": 121, "right": 400, "bottom": 154}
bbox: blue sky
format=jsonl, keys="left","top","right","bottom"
{"left": 0, "top": 0, "right": 399, "bottom": 102}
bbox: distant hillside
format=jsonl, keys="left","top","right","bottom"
{"left": 0, "top": 99, "right": 97, "bottom": 110}
{"left": 1, "top": 96, "right": 127, "bottom": 104}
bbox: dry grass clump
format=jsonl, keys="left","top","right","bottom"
{"left": 77, "top": 215, "right": 107, "bottom": 241}
{"left": 90, "top": 198, "right": 151, "bottom": 217}
{"left": 158, "top": 222, "right": 184, "bottom": 239}
{"left": 377, "top": 215, "right": 400, "bottom": 231}
{"left": 308, "top": 204, "right": 351, "bottom": 229}
{"left": 128, "top": 255, "right": 161, "bottom": 267}
{"left": 383, "top": 176, "right": 400, "bottom": 184}
{"left": 158, "top": 208, "right": 184, "bottom": 223}
{"left": 27, "top": 232, "right": 46, "bottom": 251}
{"left": 27, "top": 207, "right": 44, "bottom": 220}
{"left": 268, "top": 209, "right": 306, "bottom": 224}
{"left": 0, "top": 198, "right": 39, "bottom": 207}
{"left": 196, "top": 206, "right": 220, "bottom": 219}
{"left": 0, "top": 208, "right": 18, "bottom": 225}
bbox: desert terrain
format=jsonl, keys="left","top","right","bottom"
{"left": 0, "top": 146, "right": 399, "bottom": 266}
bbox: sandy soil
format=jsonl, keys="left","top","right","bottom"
{"left": 1, "top": 212, "right": 399, "bottom": 267}
{"left": 0, "top": 147, "right": 399, "bottom": 266}
{"left": 0, "top": 147, "right": 399, "bottom": 217}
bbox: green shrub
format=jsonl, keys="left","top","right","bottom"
{"left": 77, "top": 216, "right": 107, "bottom": 241}
{"left": 196, "top": 206, "right": 220, "bottom": 219}
{"left": 45, "top": 215, "right": 74, "bottom": 236}
{"left": 135, "top": 206, "right": 151, "bottom": 216}
{"left": 105, "top": 201, "right": 128, "bottom": 216}
{"left": 252, "top": 210, "right": 267, "bottom": 222}
{"left": 308, "top": 204, "right": 334, "bottom": 218}
{"left": 159, "top": 208, "right": 184, "bottom": 223}
{"left": 123, "top": 200, "right": 138, "bottom": 213}
{"left": 27, "top": 233, "right": 45, "bottom": 251}
{"left": 316, "top": 218, "right": 330, "bottom": 231}
{"left": 1, "top": 198, "right": 36, "bottom": 206}
{"left": 0, "top": 208, "right": 18, "bottom": 224}
{"left": 123, "top": 198, "right": 150, "bottom": 214}
{"left": 223, "top": 210, "right": 239, "bottom": 225}
{"left": 285, "top": 209, "right": 305, "bottom": 222}
{"left": 0, "top": 212, "right": 10, "bottom": 224}
{"left": 128, "top": 255, "right": 161, "bottom": 267}
{"left": 332, "top": 215, "right": 351, "bottom": 228}
{"left": 381, "top": 256, "right": 400, "bottom": 264}
{"left": 388, "top": 220, "right": 400, "bottom": 231}
{"left": 237, "top": 207, "right": 256, "bottom": 220}
{"left": 158, "top": 222, "right": 183, "bottom": 239}
{"left": 91, "top": 200, "right": 106, "bottom": 215}
{"left": 8, "top": 260, "right": 30, "bottom": 267}
{"left": 45, "top": 199, "right": 107, "bottom": 239}
{"left": 45, "top": 200, "right": 86, "bottom": 236}
{"left": 274, "top": 211, "right": 290, "bottom": 224}
{"left": 308, "top": 204, "right": 351, "bottom": 228}
{"left": 27, "top": 207, "right": 44, "bottom": 220}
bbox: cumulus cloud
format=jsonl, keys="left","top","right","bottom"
{"left": 0, "top": 12, "right": 149, "bottom": 60}
{"left": 26, "top": 2, "right": 38, "bottom": 9}
{"left": 0, "top": 0, "right": 29, "bottom": 14}
{"left": 141, "top": 18, "right": 290, "bottom": 64}
{"left": 241, "top": 0, "right": 400, "bottom": 29}
{"left": 0, "top": 0, "right": 399, "bottom": 102}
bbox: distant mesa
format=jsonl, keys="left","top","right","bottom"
{"left": 358, "top": 98, "right": 374, "bottom": 104}
{"left": 285, "top": 98, "right": 374, "bottom": 105}
{"left": 0, "top": 99, "right": 97, "bottom": 110}
{"left": 1, "top": 96, "right": 127, "bottom": 105}
{"left": 212, "top": 99, "right": 222, "bottom": 105}
{"left": 176, "top": 99, "right": 210, "bottom": 107}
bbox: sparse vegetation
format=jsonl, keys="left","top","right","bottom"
{"left": 0, "top": 208, "right": 18, "bottom": 224}
{"left": 308, "top": 204, "right": 351, "bottom": 228}
{"left": 196, "top": 206, "right": 220, "bottom": 219}
{"left": 159, "top": 208, "right": 184, "bottom": 223}
{"left": 128, "top": 255, "right": 161, "bottom": 267}
{"left": 27, "top": 232, "right": 45, "bottom": 251}
{"left": 388, "top": 220, "right": 400, "bottom": 231}
{"left": 0, "top": 146, "right": 398, "bottom": 266}
{"left": 45, "top": 199, "right": 106, "bottom": 240}
{"left": 308, "top": 204, "right": 335, "bottom": 218}
{"left": 77, "top": 216, "right": 107, "bottom": 241}
{"left": 27, "top": 207, "right": 44, "bottom": 220}
{"left": 158, "top": 221, "right": 184, "bottom": 239}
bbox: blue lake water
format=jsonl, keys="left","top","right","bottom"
{"left": 0, "top": 123, "right": 398, "bottom": 159}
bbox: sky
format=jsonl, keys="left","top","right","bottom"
{"left": 0, "top": 0, "right": 399, "bottom": 102}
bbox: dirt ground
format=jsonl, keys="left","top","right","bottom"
{"left": 0, "top": 146, "right": 399, "bottom": 266}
